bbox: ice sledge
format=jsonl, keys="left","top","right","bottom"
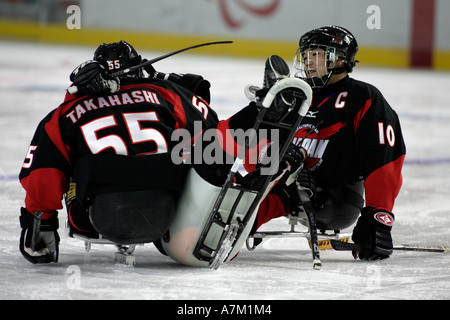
{"left": 161, "top": 78, "right": 313, "bottom": 269}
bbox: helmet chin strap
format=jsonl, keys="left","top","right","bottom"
{"left": 305, "top": 74, "right": 332, "bottom": 92}
{"left": 330, "top": 66, "right": 348, "bottom": 75}
{"left": 328, "top": 55, "right": 348, "bottom": 74}
{"left": 307, "top": 65, "right": 347, "bottom": 91}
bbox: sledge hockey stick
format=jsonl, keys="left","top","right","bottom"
{"left": 68, "top": 40, "right": 233, "bottom": 93}
{"left": 297, "top": 189, "right": 322, "bottom": 270}
{"left": 330, "top": 239, "right": 450, "bottom": 254}
{"left": 110, "top": 40, "right": 234, "bottom": 78}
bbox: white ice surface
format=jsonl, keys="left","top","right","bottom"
{"left": 0, "top": 41, "right": 449, "bottom": 300}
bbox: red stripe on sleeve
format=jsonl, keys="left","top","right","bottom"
{"left": 364, "top": 155, "right": 405, "bottom": 211}
{"left": 21, "top": 168, "right": 67, "bottom": 216}
{"left": 153, "top": 86, "right": 187, "bottom": 129}
{"left": 216, "top": 119, "right": 272, "bottom": 174}
{"left": 354, "top": 99, "right": 372, "bottom": 135}
{"left": 217, "top": 119, "right": 241, "bottom": 157}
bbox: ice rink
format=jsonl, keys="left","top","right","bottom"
{"left": 0, "top": 40, "right": 449, "bottom": 301}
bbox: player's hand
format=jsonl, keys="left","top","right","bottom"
{"left": 296, "top": 170, "right": 316, "bottom": 199}
{"left": 282, "top": 143, "right": 306, "bottom": 173}
{"left": 19, "top": 208, "right": 60, "bottom": 264}
{"left": 352, "top": 207, "right": 394, "bottom": 260}
{"left": 68, "top": 60, "right": 119, "bottom": 95}
{"left": 271, "top": 169, "right": 314, "bottom": 211}
{"left": 255, "top": 87, "right": 305, "bottom": 122}
{"left": 270, "top": 144, "right": 307, "bottom": 206}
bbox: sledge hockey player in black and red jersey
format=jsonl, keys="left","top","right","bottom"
{"left": 255, "top": 26, "right": 406, "bottom": 260}
{"left": 18, "top": 41, "right": 216, "bottom": 263}
{"left": 18, "top": 40, "right": 299, "bottom": 264}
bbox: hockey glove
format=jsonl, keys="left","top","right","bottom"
{"left": 19, "top": 208, "right": 60, "bottom": 264}
{"left": 269, "top": 144, "right": 306, "bottom": 207}
{"left": 283, "top": 143, "right": 306, "bottom": 173}
{"left": 152, "top": 71, "right": 211, "bottom": 104}
{"left": 296, "top": 170, "right": 316, "bottom": 199}
{"left": 352, "top": 207, "right": 394, "bottom": 260}
{"left": 255, "top": 87, "right": 305, "bottom": 122}
{"left": 68, "top": 60, "right": 119, "bottom": 95}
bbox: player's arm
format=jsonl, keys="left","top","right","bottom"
{"left": 19, "top": 110, "right": 72, "bottom": 263}
{"left": 352, "top": 90, "right": 406, "bottom": 260}
{"left": 67, "top": 59, "right": 211, "bottom": 102}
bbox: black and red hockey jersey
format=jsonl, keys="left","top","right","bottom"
{"left": 19, "top": 77, "right": 220, "bottom": 219}
{"left": 257, "top": 76, "right": 406, "bottom": 227}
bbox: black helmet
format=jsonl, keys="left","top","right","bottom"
{"left": 94, "top": 40, "right": 142, "bottom": 77}
{"left": 294, "top": 25, "right": 358, "bottom": 90}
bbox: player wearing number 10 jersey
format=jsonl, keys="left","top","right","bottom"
{"left": 256, "top": 26, "right": 406, "bottom": 261}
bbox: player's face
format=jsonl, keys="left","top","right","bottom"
{"left": 302, "top": 48, "right": 329, "bottom": 78}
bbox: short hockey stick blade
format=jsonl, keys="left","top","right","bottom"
{"left": 330, "top": 239, "right": 450, "bottom": 254}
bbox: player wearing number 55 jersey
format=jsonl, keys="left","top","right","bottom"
{"left": 18, "top": 41, "right": 263, "bottom": 264}
{"left": 256, "top": 26, "right": 406, "bottom": 260}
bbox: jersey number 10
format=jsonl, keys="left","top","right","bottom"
{"left": 378, "top": 122, "right": 395, "bottom": 147}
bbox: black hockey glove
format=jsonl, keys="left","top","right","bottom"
{"left": 269, "top": 144, "right": 306, "bottom": 206}
{"left": 255, "top": 87, "right": 305, "bottom": 122}
{"left": 352, "top": 207, "right": 394, "bottom": 260}
{"left": 68, "top": 60, "right": 120, "bottom": 95}
{"left": 283, "top": 143, "right": 306, "bottom": 173}
{"left": 153, "top": 71, "right": 211, "bottom": 104}
{"left": 296, "top": 170, "right": 316, "bottom": 199}
{"left": 19, "top": 208, "right": 60, "bottom": 264}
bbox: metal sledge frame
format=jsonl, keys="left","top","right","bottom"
{"left": 247, "top": 228, "right": 351, "bottom": 244}
{"left": 246, "top": 212, "right": 352, "bottom": 270}
{"left": 192, "top": 78, "right": 314, "bottom": 269}
{"left": 245, "top": 189, "right": 325, "bottom": 270}
{"left": 70, "top": 232, "right": 139, "bottom": 267}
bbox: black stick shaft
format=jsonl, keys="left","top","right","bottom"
{"left": 110, "top": 40, "right": 233, "bottom": 77}
{"left": 330, "top": 239, "right": 449, "bottom": 253}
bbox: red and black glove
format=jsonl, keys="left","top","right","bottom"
{"left": 352, "top": 206, "right": 394, "bottom": 260}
